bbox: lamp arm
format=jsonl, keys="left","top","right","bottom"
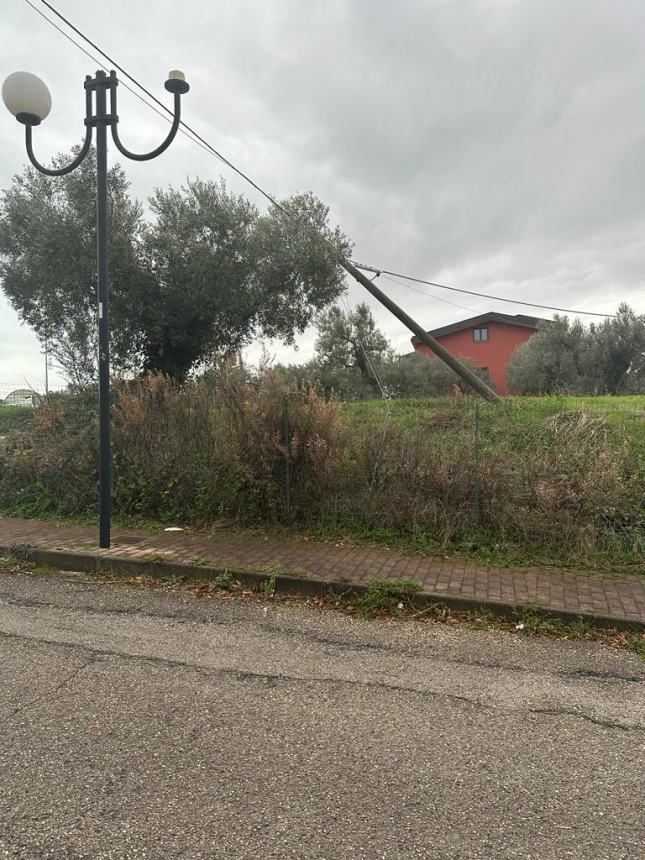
{"left": 25, "top": 123, "right": 93, "bottom": 176}
{"left": 24, "top": 86, "right": 93, "bottom": 177}
{"left": 110, "top": 90, "right": 182, "bottom": 162}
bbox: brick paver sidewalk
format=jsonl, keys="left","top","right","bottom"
{"left": 0, "top": 516, "right": 643, "bottom": 626}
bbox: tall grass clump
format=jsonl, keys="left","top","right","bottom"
{"left": 111, "top": 369, "right": 347, "bottom": 523}
{"left": 475, "top": 407, "right": 644, "bottom": 563}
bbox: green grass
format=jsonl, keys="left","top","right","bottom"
{"left": 343, "top": 393, "right": 645, "bottom": 466}
{"left": 358, "top": 579, "right": 422, "bottom": 617}
{"left": 147, "top": 552, "right": 171, "bottom": 564}
{"left": 260, "top": 573, "right": 277, "bottom": 596}
{"left": 553, "top": 394, "right": 645, "bottom": 412}
{"left": 210, "top": 571, "right": 237, "bottom": 591}
{"left": 31, "top": 563, "right": 60, "bottom": 576}
{"left": 0, "top": 405, "right": 33, "bottom": 435}
{"left": 342, "top": 394, "right": 645, "bottom": 428}
{"left": 629, "top": 633, "right": 645, "bottom": 658}
{"left": 302, "top": 518, "right": 645, "bottom": 574}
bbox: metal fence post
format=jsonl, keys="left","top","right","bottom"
{"left": 473, "top": 402, "right": 482, "bottom": 529}
{"left": 283, "top": 397, "right": 291, "bottom": 521}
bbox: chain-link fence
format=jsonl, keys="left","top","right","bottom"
{"left": 279, "top": 394, "right": 644, "bottom": 564}
{"left": 0, "top": 382, "right": 65, "bottom": 405}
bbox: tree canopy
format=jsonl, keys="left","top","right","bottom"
{"left": 508, "top": 305, "right": 645, "bottom": 395}
{"left": 0, "top": 150, "right": 351, "bottom": 382}
{"left": 315, "top": 302, "right": 392, "bottom": 389}
{"left": 507, "top": 316, "right": 586, "bottom": 395}
{"left": 276, "top": 301, "right": 488, "bottom": 398}
{"left": 0, "top": 150, "right": 146, "bottom": 385}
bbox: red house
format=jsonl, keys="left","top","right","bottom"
{"left": 411, "top": 311, "right": 548, "bottom": 395}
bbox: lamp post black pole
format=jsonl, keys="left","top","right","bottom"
{"left": 13, "top": 67, "right": 189, "bottom": 549}
{"left": 93, "top": 72, "right": 112, "bottom": 548}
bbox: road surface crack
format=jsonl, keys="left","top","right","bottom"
{"left": 1, "top": 630, "right": 642, "bottom": 733}
{"left": 2, "top": 652, "right": 96, "bottom": 723}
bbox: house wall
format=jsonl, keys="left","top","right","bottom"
{"left": 414, "top": 321, "right": 536, "bottom": 394}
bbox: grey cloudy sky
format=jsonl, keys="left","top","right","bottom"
{"left": 1, "top": 0, "right": 644, "bottom": 389}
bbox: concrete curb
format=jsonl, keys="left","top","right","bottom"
{"left": 2, "top": 544, "right": 643, "bottom": 632}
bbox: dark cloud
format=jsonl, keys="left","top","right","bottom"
{"left": 1, "top": 0, "right": 643, "bottom": 383}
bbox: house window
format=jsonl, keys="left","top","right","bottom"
{"left": 473, "top": 326, "right": 489, "bottom": 342}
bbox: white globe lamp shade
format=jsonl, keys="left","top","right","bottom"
{"left": 2, "top": 71, "right": 52, "bottom": 124}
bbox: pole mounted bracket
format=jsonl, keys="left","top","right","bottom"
{"left": 84, "top": 71, "right": 117, "bottom": 92}
{"left": 85, "top": 113, "right": 119, "bottom": 127}
{"left": 165, "top": 77, "right": 189, "bottom": 95}
{"left": 16, "top": 111, "right": 41, "bottom": 126}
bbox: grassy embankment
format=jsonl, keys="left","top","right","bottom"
{"left": 0, "top": 384, "right": 642, "bottom": 571}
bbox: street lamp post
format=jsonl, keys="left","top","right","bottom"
{"left": 2, "top": 68, "right": 190, "bottom": 548}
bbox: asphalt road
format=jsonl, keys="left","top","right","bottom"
{"left": 0, "top": 569, "right": 643, "bottom": 860}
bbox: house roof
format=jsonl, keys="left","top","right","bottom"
{"left": 410, "top": 311, "right": 549, "bottom": 344}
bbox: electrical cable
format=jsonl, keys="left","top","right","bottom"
{"left": 352, "top": 263, "right": 616, "bottom": 318}
{"left": 379, "top": 272, "right": 480, "bottom": 315}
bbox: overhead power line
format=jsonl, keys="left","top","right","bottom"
{"left": 353, "top": 263, "right": 616, "bottom": 319}
{"left": 379, "top": 272, "right": 480, "bottom": 315}
{"left": 29, "top": 0, "right": 617, "bottom": 322}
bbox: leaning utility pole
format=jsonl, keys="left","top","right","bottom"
{"left": 341, "top": 259, "right": 501, "bottom": 403}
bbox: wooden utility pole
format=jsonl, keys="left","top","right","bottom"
{"left": 341, "top": 259, "right": 501, "bottom": 403}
